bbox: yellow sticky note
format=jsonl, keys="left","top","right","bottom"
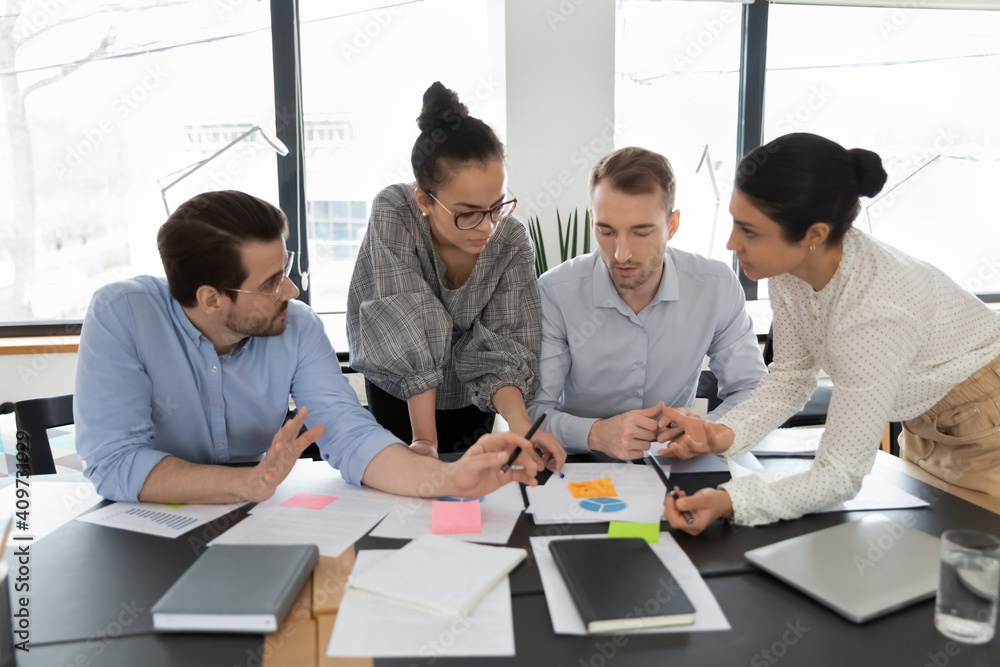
{"left": 608, "top": 521, "right": 660, "bottom": 545}
{"left": 568, "top": 477, "right": 617, "bottom": 499}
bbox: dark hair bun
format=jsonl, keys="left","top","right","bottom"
{"left": 848, "top": 148, "right": 887, "bottom": 198}
{"left": 416, "top": 82, "right": 469, "bottom": 133}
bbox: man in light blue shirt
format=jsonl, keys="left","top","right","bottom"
{"left": 75, "top": 190, "right": 543, "bottom": 503}
{"left": 528, "top": 147, "right": 766, "bottom": 459}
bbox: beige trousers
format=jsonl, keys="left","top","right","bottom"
{"left": 901, "top": 354, "right": 1000, "bottom": 497}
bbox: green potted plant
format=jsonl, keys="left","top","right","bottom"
{"left": 527, "top": 208, "right": 592, "bottom": 277}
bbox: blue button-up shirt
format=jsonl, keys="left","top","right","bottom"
{"left": 74, "top": 276, "right": 401, "bottom": 501}
{"left": 527, "top": 249, "right": 767, "bottom": 452}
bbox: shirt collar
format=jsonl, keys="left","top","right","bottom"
{"left": 816, "top": 227, "right": 859, "bottom": 300}
{"left": 591, "top": 250, "right": 679, "bottom": 310}
{"left": 170, "top": 295, "right": 206, "bottom": 347}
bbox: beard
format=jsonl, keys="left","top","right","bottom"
{"left": 225, "top": 300, "right": 288, "bottom": 338}
{"left": 608, "top": 256, "right": 663, "bottom": 292}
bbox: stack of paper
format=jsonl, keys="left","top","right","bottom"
{"left": 370, "top": 482, "right": 524, "bottom": 544}
{"left": 526, "top": 462, "right": 665, "bottom": 524}
{"left": 346, "top": 534, "right": 526, "bottom": 620}
{"left": 327, "top": 549, "right": 516, "bottom": 658}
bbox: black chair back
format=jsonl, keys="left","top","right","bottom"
{"left": 14, "top": 394, "right": 73, "bottom": 475}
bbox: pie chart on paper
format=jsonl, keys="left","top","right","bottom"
{"left": 579, "top": 497, "right": 627, "bottom": 513}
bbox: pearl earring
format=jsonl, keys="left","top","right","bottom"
{"left": 809, "top": 245, "right": 816, "bottom": 253}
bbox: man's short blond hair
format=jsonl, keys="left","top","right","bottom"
{"left": 589, "top": 146, "right": 676, "bottom": 212}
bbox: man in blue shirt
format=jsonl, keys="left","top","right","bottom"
{"left": 528, "top": 147, "right": 767, "bottom": 460}
{"left": 75, "top": 190, "right": 542, "bottom": 503}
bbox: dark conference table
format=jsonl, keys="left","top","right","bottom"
{"left": 21, "top": 452, "right": 1000, "bottom": 667}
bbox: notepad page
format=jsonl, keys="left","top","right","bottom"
{"left": 347, "top": 535, "right": 526, "bottom": 619}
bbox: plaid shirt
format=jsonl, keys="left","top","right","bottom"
{"left": 347, "top": 183, "right": 541, "bottom": 411}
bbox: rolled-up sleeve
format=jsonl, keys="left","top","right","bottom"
{"left": 74, "top": 287, "right": 171, "bottom": 501}
{"left": 454, "top": 231, "right": 541, "bottom": 412}
{"left": 291, "top": 309, "right": 401, "bottom": 486}
{"left": 347, "top": 189, "right": 453, "bottom": 399}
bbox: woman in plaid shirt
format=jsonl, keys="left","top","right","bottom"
{"left": 347, "top": 82, "right": 565, "bottom": 468}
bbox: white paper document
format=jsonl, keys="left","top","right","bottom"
{"left": 370, "top": 482, "right": 524, "bottom": 544}
{"left": 526, "top": 462, "right": 665, "bottom": 525}
{"left": 530, "top": 533, "right": 730, "bottom": 636}
{"left": 347, "top": 534, "right": 526, "bottom": 620}
{"left": 76, "top": 500, "right": 245, "bottom": 538}
{"left": 720, "top": 461, "right": 930, "bottom": 514}
{"left": 208, "top": 494, "right": 392, "bottom": 557}
{"left": 249, "top": 458, "right": 396, "bottom": 513}
{"left": 327, "top": 549, "right": 515, "bottom": 658}
{"left": 0, "top": 479, "right": 102, "bottom": 545}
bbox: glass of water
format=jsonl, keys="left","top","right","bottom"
{"left": 935, "top": 529, "right": 1000, "bottom": 644}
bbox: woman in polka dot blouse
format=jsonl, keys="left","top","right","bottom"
{"left": 658, "top": 132, "right": 1000, "bottom": 534}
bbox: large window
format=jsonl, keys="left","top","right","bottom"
{"left": 616, "top": 0, "right": 744, "bottom": 264}
{"left": 765, "top": 3, "right": 1000, "bottom": 295}
{"left": 298, "top": 0, "right": 506, "bottom": 313}
{"left": 0, "top": 0, "right": 277, "bottom": 324}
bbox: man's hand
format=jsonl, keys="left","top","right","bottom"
{"left": 655, "top": 407, "right": 734, "bottom": 459}
{"left": 587, "top": 403, "right": 664, "bottom": 460}
{"left": 508, "top": 415, "right": 567, "bottom": 472}
{"left": 655, "top": 406, "right": 693, "bottom": 443}
{"left": 662, "top": 486, "right": 733, "bottom": 536}
{"left": 445, "top": 432, "right": 544, "bottom": 498}
{"left": 244, "top": 407, "right": 325, "bottom": 502}
{"left": 409, "top": 439, "right": 439, "bottom": 458}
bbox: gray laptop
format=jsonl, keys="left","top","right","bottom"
{"left": 744, "top": 514, "right": 941, "bottom": 623}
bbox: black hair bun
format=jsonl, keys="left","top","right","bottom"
{"left": 416, "top": 82, "right": 469, "bottom": 133}
{"left": 848, "top": 148, "right": 888, "bottom": 198}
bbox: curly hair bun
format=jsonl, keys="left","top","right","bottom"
{"left": 416, "top": 81, "right": 469, "bottom": 133}
{"left": 848, "top": 148, "right": 888, "bottom": 198}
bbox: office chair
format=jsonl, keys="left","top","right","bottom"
{"left": 14, "top": 394, "right": 73, "bottom": 475}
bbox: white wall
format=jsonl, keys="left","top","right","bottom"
{"left": 505, "top": 0, "right": 615, "bottom": 267}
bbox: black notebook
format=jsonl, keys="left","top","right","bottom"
{"left": 549, "top": 538, "right": 696, "bottom": 634}
{"left": 151, "top": 544, "right": 318, "bottom": 633}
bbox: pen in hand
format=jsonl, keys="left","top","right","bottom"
{"left": 669, "top": 487, "right": 695, "bottom": 525}
{"left": 500, "top": 412, "right": 547, "bottom": 473}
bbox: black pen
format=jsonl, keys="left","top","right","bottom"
{"left": 669, "top": 488, "right": 695, "bottom": 525}
{"left": 500, "top": 412, "right": 547, "bottom": 473}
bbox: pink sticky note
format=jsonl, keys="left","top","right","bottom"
{"left": 431, "top": 500, "right": 482, "bottom": 535}
{"left": 281, "top": 493, "right": 338, "bottom": 510}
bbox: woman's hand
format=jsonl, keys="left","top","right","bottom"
{"left": 656, "top": 406, "right": 734, "bottom": 458}
{"left": 662, "top": 486, "right": 734, "bottom": 536}
{"left": 409, "top": 439, "right": 439, "bottom": 458}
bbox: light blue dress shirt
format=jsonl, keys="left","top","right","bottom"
{"left": 527, "top": 249, "right": 767, "bottom": 452}
{"left": 74, "top": 276, "right": 401, "bottom": 501}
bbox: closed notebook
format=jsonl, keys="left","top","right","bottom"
{"left": 151, "top": 544, "right": 318, "bottom": 633}
{"left": 549, "top": 538, "right": 696, "bottom": 634}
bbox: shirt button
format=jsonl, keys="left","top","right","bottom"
{"left": 214, "top": 403, "right": 224, "bottom": 411}
{"left": 817, "top": 339, "right": 823, "bottom": 345}
{"left": 216, "top": 441, "right": 225, "bottom": 449}
{"left": 211, "top": 365, "right": 219, "bottom": 373}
